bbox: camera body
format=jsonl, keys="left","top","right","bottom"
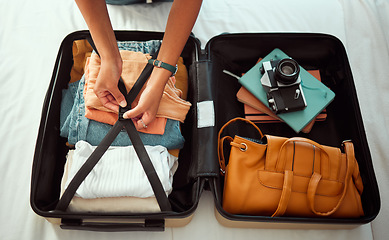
{"left": 260, "top": 58, "right": 307, "bottom": 114}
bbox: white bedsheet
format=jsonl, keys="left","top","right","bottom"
{"left": 1, "top": 0, "right": 388, "bottom": 239}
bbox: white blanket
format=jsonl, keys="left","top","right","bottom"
{"left": 1, "top": 0, "right": 388, "bottom": 239}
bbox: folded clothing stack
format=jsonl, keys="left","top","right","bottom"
{"left": 59, "top": 39, "right": 191, "bottom": 212}
{"left": 61, "top": 141, "right": 178, "bottom": 212}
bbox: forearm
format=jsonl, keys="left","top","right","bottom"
{"left": 149, "top": 0, "right": 203, "bottom": 89}
{"left": 75, "top": 0, "right": 121, "bottom": 65}
{"left": 158, "top": 0, "right": 203, "bottom": 64}
{"left": 75, "top": 0, "right": 126, "bottom": 110}
{"left": 75, "top": 0, "right": 203, "bottom": 122}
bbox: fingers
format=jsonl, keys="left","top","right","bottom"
{"left": 134, "top": 115, "right": 154, "bottom": 130}
{"left": 109, "top": 87, "right": 127, "bottom": 108}
{"left": 123, "top": 107, "right": 155, "bottom": 130}
{"left": 93, "top": 58, "right": 126, "bottom": 112}
{"left": 139, "top": 119, "right": 148, "bottom": 129}
{"left": 123, "top": 108, "right": 143, "bottom": 130}
{"left": 120, "top": 82, "right": 161, "bottom": 130}
{"left": 95, "top": 93, "right": 117, "bottom": 112}
{"left": 122, "top": 105, "right": 140, "bottom": 120}
{"left": 94, "top": 85, "right": 127, "bottom": 112}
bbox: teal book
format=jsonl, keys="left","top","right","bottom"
{"left": 238, "top": 48, "right": 335, "bottom": 133}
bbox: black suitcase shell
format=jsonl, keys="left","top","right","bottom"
{"left": 30, "top": 31, "right": 380, "bottom": 231}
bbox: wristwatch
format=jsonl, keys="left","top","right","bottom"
{"left": 148, "top": 59, "right": 178, "bottom": 76}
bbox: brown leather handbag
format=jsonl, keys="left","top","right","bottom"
{"left": 218, "top": 117, "right": 364, "bottom": 218}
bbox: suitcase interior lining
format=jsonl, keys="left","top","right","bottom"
{"left": 32, "top": 32, "right": 202, "bottom": 217}
{"left": 207, "top": 33, "right": 379, "bottom": 223}
{"left": 32, "top": 32, "right": 379, "bottom": 224}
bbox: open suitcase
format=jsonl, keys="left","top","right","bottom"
{"left": 30, "top": 30, "right": 380, "bottom": 231}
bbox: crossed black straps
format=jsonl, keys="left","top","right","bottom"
{"left": 55, "top": 38, "right": 172, "bottom": 212}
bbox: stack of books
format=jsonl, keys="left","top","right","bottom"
{"left": 236, "top": 48, "right": 335, "bottom": 133}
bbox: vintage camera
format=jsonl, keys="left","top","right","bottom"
{"left": 260, "top": 58, "right": 307, "bottom": 114}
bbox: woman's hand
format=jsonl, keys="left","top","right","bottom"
{"left": 75, "top": 0, "right": 202, "bottom": 130}
{"left": 121, "top": 0, "right": 203, "bottom": 130}
{"left": 75, "top": 0, "right": 127, "bottom": 112}
{"left": 93, "top": 57, "right": 127, "bottom": 112}
{"left": 122, "top": 67, "right": 170, "bottom": 130}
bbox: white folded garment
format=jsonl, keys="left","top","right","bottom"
{"left": 64, "top": 141, "right": 178, "bottom": 199}
{"left": 61, "top": 150, "right": 167, "bottom": 213}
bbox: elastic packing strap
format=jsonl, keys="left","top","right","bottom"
{"left": 56, "top": 37, "right": 171, "bottom": 212}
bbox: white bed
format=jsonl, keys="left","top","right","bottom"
{"left": 1, "top": 0, "right": 388, "bottom": 239}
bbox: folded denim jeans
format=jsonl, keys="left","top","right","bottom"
{"left": 60, "top": 77, "right": 185, "bottom": 149}
{"left": 117, "top": 40, "right": 161, "bottom": 54}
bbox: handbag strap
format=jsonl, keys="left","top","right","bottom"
{"left": 306, "top": 141, "right": 355, "bottom": 216}
{"left": 272, "top": 140, "right": 355, "bottom": 217}
{"left": 217, "top": 117, "right": 263, "bottom": 175}
{"left": 271, "top": 170, "right": 294, "bottom": 217}
{"left": 218, "top": 136, "right": 233, "bottom": 175}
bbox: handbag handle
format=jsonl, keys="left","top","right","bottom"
{"left": 217, "top": 117, "right": 264, "bottom": 175}
{"left": 306, "top": 141, "right": 355, "bottom": 216}
{"left": 276, "top": 137, "right": 331, "bottom": 178}
{"left": 218, "top": 136, "right": 233, "bottom": 175}
{"left": 272, "top": 137, "right": 330, "bottom": 217}
{"left": 273, "top": 140, "right": 355, "bottom": 217}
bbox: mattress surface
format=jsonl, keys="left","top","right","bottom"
{"left": 1, "top": 0, "right": 388, "bottom": 239}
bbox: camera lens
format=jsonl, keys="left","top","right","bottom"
{"left": 275, "top": 58, "right": 300, "bottom": 85}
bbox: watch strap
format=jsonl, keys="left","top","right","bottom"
{"left": 148, "top": 59, "right": 177, "bottom": 76}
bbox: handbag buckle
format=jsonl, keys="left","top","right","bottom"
{"left": 240, "top": 143, "right": 248, "bottom": 152}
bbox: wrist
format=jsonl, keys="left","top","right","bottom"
{"left": 100, "top": 54, "right": 122, "bottom": 70}
{"left": 100, "top": 52, "right": 122, "bottom": 64}
{"left": 148, "top": 59, "right": 177, "bottom": 76}
{"left": 147, "top": 66, "right": 172, "bottom": 90}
